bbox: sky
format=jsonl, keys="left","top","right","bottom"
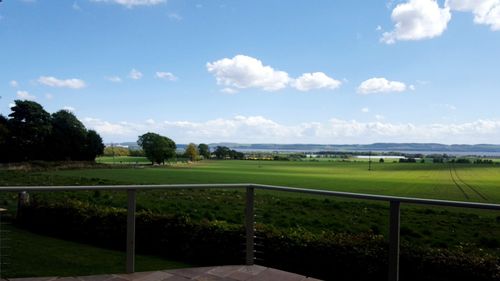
{"left": 1, "top": 0, "right": 500, "bottom": 144}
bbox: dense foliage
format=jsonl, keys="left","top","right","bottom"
{"left": 16, "top": 199, "right": 500, "bottom": 281}
{"left": 213, "top": 146, "right": 244, "bottom": 159}
{"left": 197, "top": 143, "right": 210, "bottom": 159}
{"left": 137, "top": 132, "right": 176, "bottom": 164}
{"left": 0, "top": 100, "right": 104, "bottom": 162}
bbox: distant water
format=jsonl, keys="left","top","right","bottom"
{"left": 234, "top": 148, "right": 500, "bottom": 157}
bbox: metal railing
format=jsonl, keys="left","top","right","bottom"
{"left": 2, "top": 183, "right": 500, "bottom": 281}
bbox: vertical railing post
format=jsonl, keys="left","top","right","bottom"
{"left": 388, "top": 200, "right": 400, "bottom": 281}
{"left": 245, "top": 186, "right": 255, "bottom": 265}
{"left": 126, "top": 189, "right": 137, "bottom": 274}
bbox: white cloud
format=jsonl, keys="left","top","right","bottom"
{"left": 45, "top": 93, "right": 54, "bottom": 100}
{"left": 16, "top": 90, "right": 36, "bottom": 101}
{"left": 105, "top": 76, "right": 122, "bottom": 83}
{"left": 361, "top": 107, "right": 370, "bottom": 113}
{"left": 376, "top": 25, "right": 383, "bottom": 31}
{"left": 10, "top": 80, "right": 18, "bottom": 88}
{"left": 9, "top": 103, "right": 15, "bottom": 108}
{"left": 90, "top": 0, "right": 166, "bottom": 8}
{"left": 128, "top": 69, "right": 143, "bottom": 80}
{"left": 446, "top": 0, "right": 500, "bottom": 30}
{"left": 381, "top": 0, "right": 451, "bottom": 44}
{"left": 82, "top": 115, "right": 500, "bottom": 144}
{"left": 207, "top": 55, "right": 291, "bottom": 91}
{"left": 357, "top": 77, "right": 408, "bottom": 94}
{"left": 63, "top": 106, "right": 76, "bottom": 112}
{"left": 168, "top": 13, "right": 182, "bottom": 21}
{"left": 292, "top": 72, "right": 342, "bottom": 91}
{"left": 155, "top": 71, "right": 177, "bottom": 81}
{"left": 221, "top": 88, "right": 238, "bottom": 94}
{"left": 146, "top": 118, "right": 155, "bottom": 124}
{"left": 38, "top": 76, "right": 86, "bottom": 89}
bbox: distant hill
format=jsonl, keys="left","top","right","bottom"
{"left": 107, "top": 142, "right": 500, "bottom": 155}
{"left": 207, "top": 143, "right": 500, "bottom": 154}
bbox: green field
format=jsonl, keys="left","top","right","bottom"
{"left": 48, "top": 160, "right": 500, "bottom": 202}
{"left": 96, "top": 156, "right": 150, "bottom": 164}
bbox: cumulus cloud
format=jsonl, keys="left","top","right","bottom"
{"left": 63, "top": 106, "right": 76, "bottom": 112}
{"left": 155, "top": 71, "right": 178, "bottom": 81}
{"left": 16, "top": 90, "right": 36, "bottom": 100}
{"left": 357, "top": 77, "right": 409, "bottom": 94}
{"left": 207, "top": 55, "right": 291, "bottom": 91}
{"left": 128, "top": 69, "right": 143, "bottom": 80}
{"left": 381, "top": 0, "right": 451, "bottom": 44}
{"left": 10, "top": 80, "right": 19, "bottom": 87}
{"left": 361, "top": 107, "right": 370, "bottom": 113}
{"left": 82, "top": 115, "right": 500, "bottom": 144}
{"left": 446, "top": 0, "right": 500, "bottom": 30}
{"left": 291, "top": 72, "right": 342, "bottom": 91}
{"left": 90, "top": 0, "right": 166, "bottom": 8}
{"left": 207, "top": 55, "right": 342, "bottom": 92}
{"left": 105, "top": 76, "right": 122, "bottom": 83}
{"left": 38, "top": 76, "right": 86, "bottom": 89}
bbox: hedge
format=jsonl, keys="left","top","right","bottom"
{"left": 17, "top": 199, "right": 500, "bottom": 281}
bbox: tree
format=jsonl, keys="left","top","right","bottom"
{"left": 198, "top": 143, "right": 210, "bottom": 159}
{"left": 49, "top": 110, "right": 87, "bottom": 160}
{"left": 82, "top": 130, "right": 105, "bottom": 161}
{"left": 185, "top": 143, "right": 199, "bottom": 161}
{"left": 214, "top": 146, "right": 231, "bottom": 159}
{"left": 137, "top": 132, "right": 176, "bottom": 164}
{"left": 0, "top": 115, "right": 9, "bottom": 163}
{"left": 8, "top": 100, "right": 52, "bottom": 161}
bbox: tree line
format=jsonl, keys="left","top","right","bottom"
{"left": 0, "top": 100, "right": 105, "bottom": 162}
{"left": 136, "top": 132, "right": 244, "bottom": 164}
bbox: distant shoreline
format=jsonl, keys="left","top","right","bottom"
{"left": 109, "top": 142, "right": 500, "bottom": 156}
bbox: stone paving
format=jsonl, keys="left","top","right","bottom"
{"left": 7, "top": 265, "right": 322, "bottom": 281}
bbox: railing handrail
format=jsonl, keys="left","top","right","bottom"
{"left": 1, "top": 183, "right": 500, "bottom": 210}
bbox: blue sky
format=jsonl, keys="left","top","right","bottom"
{"left": 1, "top": 0, "right": 500, "bottom": 144}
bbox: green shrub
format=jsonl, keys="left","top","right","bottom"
{"left": 17, "top": 200, "right": 500, "bottom": 281}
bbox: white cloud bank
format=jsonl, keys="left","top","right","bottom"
{"left": 90, "top": 0, "right": 165, "bottom": 8}
{"left": 82, "top": 115, "right": 500, "bottom": 144}
{"left": 446, "top": 0, "right": 500, "bottom": 30}
{"left": 207, "top": 55, "right": 341, "bottom": 92}
{"left": 382, "top": 0, "right": 452, "bottom": 44}
{"left": 357, "top": 77, "right": 410, "bottom": 94}
{"left": 38, "top": 76, "right": 86, "bottom": 89}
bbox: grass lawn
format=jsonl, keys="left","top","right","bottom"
{"left": 2, "top": 224, "right": 190, "bottom": 278}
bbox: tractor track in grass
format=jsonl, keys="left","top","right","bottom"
{"left": 448, "top": 164, "right": 469, "bottom": 200}
{"left": 451, "top": 163, "right": 488, "bottom": 201}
